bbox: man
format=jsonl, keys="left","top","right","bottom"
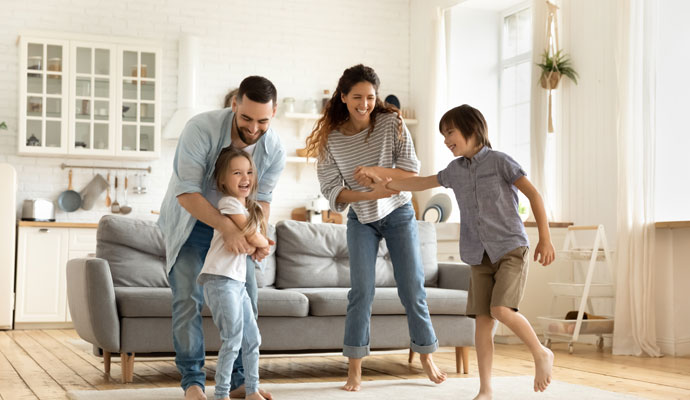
{"left": 158, "top": 76, "right": 285, "bottom": 400}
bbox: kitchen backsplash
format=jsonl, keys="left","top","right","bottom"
{"left": 0, "top": 0, "right": 411, "bottom": 224}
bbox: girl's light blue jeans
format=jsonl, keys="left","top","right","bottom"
{"left": 203, "top": 275, "right": 261, "bottom": 399}
{"left": 343, "top": 202, "right": 438, "bottom": 358}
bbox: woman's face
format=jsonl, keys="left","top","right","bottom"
{"left": 341, "top": 81, "right": 376, "bottom": 125}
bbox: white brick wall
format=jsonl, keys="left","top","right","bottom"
{"left": 0, "top": 0, "right": 411, "bottom": 223}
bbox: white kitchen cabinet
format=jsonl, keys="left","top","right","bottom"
{"left": 15, "top": 225, "right": 97, "bottom": 327}
{"left": 18, "top": 33, "right": 162, "bottom": 160}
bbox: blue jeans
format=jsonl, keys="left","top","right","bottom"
{"left": 203, "top": 276, "right": 261, "bottom": 399}
{"left": 169, "top": 220, "right": 259, "bottom": 391}
{"left": 343, "top": 202, "right": 438, "bottom": 358}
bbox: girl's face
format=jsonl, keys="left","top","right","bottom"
{"left": 441, "top": 124, "right": 478, "bottom": 158}
{"left": 223, "top": 156, "right": 254, "bottom": 200}
{"left": 341, "top": 81, "right": 376, "bottom": 125}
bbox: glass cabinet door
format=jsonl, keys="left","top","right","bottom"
{"left": 119, "top": 48, "right": 159, "bottom": 156}
{"left": 71, "top": 43, "right": 116, "bottom": 154}
{"left": 19, "top": 39, "right": 69, "bottom": 154}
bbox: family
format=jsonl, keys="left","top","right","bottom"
{"left": 157, "top": 64, "right": 556, "bottom": 400}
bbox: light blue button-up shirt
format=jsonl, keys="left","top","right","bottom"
{"left": 158, "top": 108, "right": 286, "bottom": 273}
{"left": 437, "top": 146, "right": 529, "bottom": 265}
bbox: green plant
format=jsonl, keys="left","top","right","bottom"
{"left": 537, "top": 49, "right": 579, "bottom": 85}
{"left": 0, "top": 121, "right": 6, "bottom": 129}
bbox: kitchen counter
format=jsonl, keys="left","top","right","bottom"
{"left": 17, "top": 221, "right": 99, "bottom": 229}
{"left": 655, "top": 220, "right": 690, "bottom": 229}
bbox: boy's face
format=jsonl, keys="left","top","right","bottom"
{"left": 441, "top": 125, "right": 477, "bottom": 158}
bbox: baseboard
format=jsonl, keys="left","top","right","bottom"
{"left": 657, "top": 336, "right": 690, "bottom": 356}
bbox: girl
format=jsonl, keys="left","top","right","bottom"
{"left": 198, "top": 146, "right": 268, "bottom": 400}
{"left": 385, "top": 104, "right": 556, "bottom": 399}
{"left": 305, "top": 64, "right": 447, "bottom": 392}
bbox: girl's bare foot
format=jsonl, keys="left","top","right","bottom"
{"left": 419, "top": 353, "right": 447, "bottom": 384}
{"left": 185, "top": 385, "right": 207, "bottom": 400}
{"left": 245, "top": 391, "right": 266, "bottom": 400}
{"left": 473, "top": 390, "right": 492, "bottom": 400}
{"left": 230, "top": 385, "right": 273, "bottom": 399}
{"left": 534, "top": 346, "right": 554, "bottom": 392}
{"left": 341, "top": 358, "right": 362, "bottom": 391}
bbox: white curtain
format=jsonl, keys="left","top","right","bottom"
{"left": 612, "top": 0, "right": 662, "bottom": 357}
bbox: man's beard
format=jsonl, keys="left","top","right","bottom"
{"left": 238, "top": 127, "right": 265, "bottom": 145}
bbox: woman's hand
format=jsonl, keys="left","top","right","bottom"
{"left": 368, "top": 177, "right": 399, "bottom": 200}
{"left": 353, "top": 166, "right": 379, "bottom": 187}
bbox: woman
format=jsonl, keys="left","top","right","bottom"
{"left": 305, "top": 64, "right": 447, "bottom": 391}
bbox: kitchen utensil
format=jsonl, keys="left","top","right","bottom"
{"left": 120, "top": 175, "right": 132, "bottom": 215}
{"left": 57, "top": 169, "right": 81, "bottom": 212}
{"left": 79, "top": 173, "right": 109, "bottom": 210}
{"left": 21, "top": 199, "right": 55, "bottom": 221}
{"left": 111, "top": 175, "right": 120, "bottom": 213}
{"left": 133, "top": 173, "right": 147, "bottom": 194}
{"left": 105, "top": 172, "right": 112, "bottom": 207}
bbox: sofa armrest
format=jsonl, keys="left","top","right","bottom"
{"left": 437, "top": 262, "right": 471, "bottom": 291}
{"left": 66, "top": 257, "right": 120, "bottom": 353}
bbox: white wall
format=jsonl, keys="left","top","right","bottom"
{"left": 0, "top": 0, "right": 411, "bottom": 223}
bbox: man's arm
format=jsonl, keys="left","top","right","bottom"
{"left": 177, "top": 193, "right": 252, "bottom": 254}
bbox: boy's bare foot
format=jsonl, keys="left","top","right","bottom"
{"left": 534, "top": 346, "right": 554, "bottom": 392}
{"left": 245, "top": 391, "right": 266, "bottom": 400}
{"left": 184, "top": 385, "right": 207, "bottom": 400}
{"left": 229, "top": 385, "right": 273, "bottom": 399}
{"left": 341, "top": 358, "right": 362, "bottom": 391}
{"left": 419, "top": 353, "right": 447, "bottom": 384}
{"left": 472, "top": 390, "right": 492, "bottom": 400}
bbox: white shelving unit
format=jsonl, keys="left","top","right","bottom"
{"left": 539, "top": 224, "right": 615, "bottom": 354}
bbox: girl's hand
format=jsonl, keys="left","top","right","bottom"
{"left": 251, "top": 238, "right": 275, "bottom": 262}
{"left": 534, "top": 240, "right": 556, "bottom": 266}
{"left": 368, "top": 177, "right": 399, "bottom": 199}
{"left": 353, "top": 166, "right": 378, "bottom": 187}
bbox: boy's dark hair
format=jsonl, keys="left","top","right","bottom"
{"left": 439, "top": 104, "right": 492, "bottom": 149}
{"left": 237, "top": 76, "right": 277, "bottom": 106}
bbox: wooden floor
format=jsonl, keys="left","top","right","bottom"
{"left": 1, "top": 329, "right": 689, "bottom": 399}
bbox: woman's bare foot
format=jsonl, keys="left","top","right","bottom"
{"left": 419, "top": 353, "right": 447, "bottom": 384}
{"left": 472, "top": 390, "right": 492, "bottom": 400}
{"left": 230, "top": 385, "right": 273, "bottom": 399}
{"left": 245, "top": 391, "right": 266, "bottom": 400}
{"left": 184, "top": 385, "right": 207, "bottom": 400}
{"left": 534, "top": 346, "right": 554, "bottom": 392}
{"left": 341, "top": 358, "right": 362, "bottom": 391}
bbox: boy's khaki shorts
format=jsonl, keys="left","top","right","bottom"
{"left": 466, "top": 246, "right": 529, "bottom": 318}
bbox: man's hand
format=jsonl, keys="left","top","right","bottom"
{"left": 534, "top": 240, "right": 556, "bottom": 266}
{"left": 251, "top": 238, "right": 275, "bottom": 262}
{"left": 353, "top": 166, "right": 379, "bottom": 187}
{"left": 220, "top": 225, "right": 253, "bottom": 254}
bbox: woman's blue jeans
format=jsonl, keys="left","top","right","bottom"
{"left": 343, "top": 202, "right": 438, "bottom": 358}
{"left": 203, "top": 276, "right": 261, "bottom": 399}
{"left": 169, "top": 220, "right": 258, "bottom": 391}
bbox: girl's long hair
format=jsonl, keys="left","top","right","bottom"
{"left": 214, "top": 146, "right": 267, "bottom": 235}
{"left": 305, "top": 64, "right": 402, "bottom": 161}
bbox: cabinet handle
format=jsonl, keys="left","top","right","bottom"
{"left": 39, "top": 228, "right": 50, "bottom": 233}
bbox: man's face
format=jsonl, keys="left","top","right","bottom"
{"left": 231, "top": 94, "right": 276, "bottom": 145}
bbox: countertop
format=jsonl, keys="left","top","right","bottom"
{"left": 17, "top": 221, "right": 99, "bottom": 229}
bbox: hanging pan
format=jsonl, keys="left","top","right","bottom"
{"left": 57, "top": 169, "right": 81, "bottom": 212}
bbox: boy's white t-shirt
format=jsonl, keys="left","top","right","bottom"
{"left": 198, "top": 196, "right": 251, "bottom": 284}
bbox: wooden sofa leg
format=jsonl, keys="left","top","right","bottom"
{"left": 408, "top": 348, "right": 415, "bottom": 363}
{"left": 455, "top": 346, "right": 470, "bottom": 374}
{"left": 103, "top": 351, "right": 111, "bottom": 374}
{"left": 120, "top": 352, "right": 135, "bottom": 383}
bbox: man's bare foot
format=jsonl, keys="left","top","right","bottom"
{"left": 419, "top": 353, "right": 447, "bottom": 384}
{"left": 534, "top": 346, "right": 554, "bottom": 392}
{"left": 245, "top": 391, "right": 266, "bottom": 400}
{"left": 229, "top": 385, "right": 273, "bottom": 400}
{"left": 472, "top": 390, "right": 492, "bottom": 400}
{"left": 341, "top": 358, "right": 362, "bottom": 391}
{"left": 184, "top": 385, "right": 207, "bottom": 400}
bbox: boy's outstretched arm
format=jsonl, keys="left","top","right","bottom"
{"left": 386, "top": 174, "right": 441, "bottom": 192}
{"left": 513, "top": 176, "right": 555, "bottom": 266}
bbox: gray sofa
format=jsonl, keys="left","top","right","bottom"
{"left": 66, "top": 215, "right": 475, "bottom": 383}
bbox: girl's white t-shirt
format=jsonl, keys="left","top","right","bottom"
{"left": 198, "top": 196, "right": 250, "bottom": 284}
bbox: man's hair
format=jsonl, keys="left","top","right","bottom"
{"left": 237, "top": 76, "right": 277, "bottom": 106}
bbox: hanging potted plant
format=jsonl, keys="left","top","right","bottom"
{"left": 537, "top": 49, "right": 579, "bottom": 89}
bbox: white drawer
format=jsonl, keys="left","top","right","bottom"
{"left": 437, "top": 241, "right": 459, "bottom": 254}
{"left": 438, "top": 253, "right": 462, "bottom": 263}
{"left": 68, "top": 228, "right": 97, "bottom": 251}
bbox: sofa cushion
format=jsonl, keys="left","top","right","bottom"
{"left": 257, "top": 288, "right": 309, "bottom": 317}
{"left": 115, "top": 287, "right": 212, "bottom": 317}
{"left": 288, "top": 287, "right": 467, "bottom": 317}
{"left": 275, "top": 220, "right": 438, "bottom": 289}
{"left": 255, "top": 224, "right": 277, "bottom": 288}
{"left": 97, "top": 215, "right": 169, "bottom": 288}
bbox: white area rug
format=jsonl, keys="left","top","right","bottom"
{"left": 67, "top": 376, "right": 647, "bottom": 399}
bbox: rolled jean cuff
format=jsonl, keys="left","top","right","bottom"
{"left": 410, "top": 339, "right": 438, "bottom": 354}
{"left": 343, "top": 344, "right": 370, "bottom": 358}
{"left": 244, "top": 385, "right": 259, "bottom": 396}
